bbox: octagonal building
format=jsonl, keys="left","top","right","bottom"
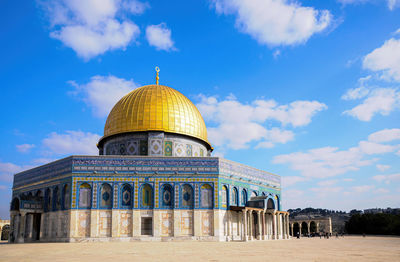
{"left": 10, "top": 71, "right": 290, "bottom": 242}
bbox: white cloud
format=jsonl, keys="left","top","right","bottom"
{"left": 211, "top": 0, "right": 332, "bottom": 47}
{"left": 256, "top": 128, "right": 294, "bottom": 148}
{"left": 41, "top": 0, "right": 144, "bottom": 60}
{"left": 343, "top": 178, "right": 354, "bottom": 182}
{"left": 0, "top": 162, "right": 31, "bottom": 182}
{"left": 358, "top": 140, "right": 396, "bottom": 155}
{"left": 197, "top": 95, "right": 326, "bottom": 149}
{"left": 376, "top": 188, "right": 390, "bottom": 194}
{"left": 121, "top": 0, "right": 150, "bottom": 14}
{"left": 317, "top": 179, "right": 338, "bottom": 187}
{"left": 282, "top": 176, "right": 307, "bottom": 187}
{"left": 373, "top": 173, "right": 400, "bottom": 183}
{"left": 69, "top": 75, "right": 139, "bottom": 118}
{"left": 352, "top": 185, "right": 374, "bottom": 193}
{"left": 16, "top": 144, "right": 35, "bottom": 153}
{"left": 368, "top": 128, "right": 400, "bottom": 143}
{"left": 343, "top": 88, "right": 400, "bottom": 121}
{"left": 363, "top": 38, "right": 400, "bottom": 81}
{"left": 42, "top": 130, "right": 101, "bottom": 155}
{"left": 388, "top": 0, "right": 400, "bottom": 10}
{"left": 310, "top": 186, "right": 343, "bottom": 197}
{"left": 145, "top": 23, "right": 176, "bottom": 51}
{"left": 341, "top": 75, "right": 371, "bottom": 100}
{"left": 273, "top": 146, "right": 372, "bottom": 178}
{"left": 337, "top": 0, "right": 400, "bottom": 10}
{"left": 273, "top": 128, "right": 400, "bottom": 179}
{"left": 376, "top": 164, "right": 391, "bottom": 171}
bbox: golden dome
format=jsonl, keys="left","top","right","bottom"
{"left": 99, "top": 84, "right": 211, "bottom": 149}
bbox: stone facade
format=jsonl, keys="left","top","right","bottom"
{"left": 10, "top": 156, "right": 289, "bottom": 242}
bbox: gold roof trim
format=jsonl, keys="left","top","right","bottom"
{"left": 99, "top": 84, "right": 211, "bottom": 149}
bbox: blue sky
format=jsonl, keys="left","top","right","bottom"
{"left": 1, "top": 0, "right": 400, "bottom": 218}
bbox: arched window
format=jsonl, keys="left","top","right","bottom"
{"left": 276, "top": 195, "right": 280, "bottom": 211}
{"left": 11, "top": 198, "right": 19, "bottom": 211}
{"left": 267, "top": 198, "right": 275, "bottom": 209}
{"left": 100, "top": 183, "right": 113, "bottom": 208}
{"left": 45, "top": 188, "right": 52, "bottom": 212}
{"left": 221, "top": 185, "right": 228, "bottom": 208}
{"left": 121, "top": 184, "right": 132, "bottom": 207}
{"left": 241, "top": 189, "right": 247, "bottom": 206}
{"left": 200, "top": 184, "right": 213, "bottom": 208}
{"left": 181, "top": 184, "right": 193, "bottom": 208}
{"left": 78, "top": 183, "right": 92, "bottom": 208}
{"left": 251, "top": 191, "right": 257, "bottom": 199}
{"left": 62, "top": 184, "right": 70, "bottom": 210}
{"left": 232, "top": 187, "right": 238, "bottom": 206}
{"left": 141, "top": 184, "right": 153, "bottom": 208}
{"left": 161, "top": 184, "right": 173, "bottom": 208}
{"left": 53, "top": 186, "right": 61, "bottom": 211}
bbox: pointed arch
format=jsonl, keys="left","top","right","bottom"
{"left": 231, "top": 187, "right": 238, "bottom": 206}
{"left": 100, "top": 183, "right": 113, "bottom": 208}
{"left": 181, "top": 184, "right": 194, "bottom": 208}
{"left": 241, "top": 189, "right": 247, "bottom": 206}
{"left": 221, "top": 185, "right": 228, "bottom": 208}
{"left": 141, "top": 184, "right": 153, "bottom": 208}
{"left": 45, "top": 188, "right": 52, "bottom": 212}
{"left": 161, "top": 184, "right": 173, "bottom": 208}
{"left": 121, "top": 184, "right": 133, "bottom": 208}
{"left": 62, "top": 184, "right": 70, "bottom": 210}
{"left": 200, "top": 184, "right": 213, "bottom": 208}
{"left": 78, "top": 183, "right": 92, "bottom": 208}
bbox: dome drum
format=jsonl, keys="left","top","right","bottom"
{"left": 99, "top": 131, "right": 211, "bottom": 157}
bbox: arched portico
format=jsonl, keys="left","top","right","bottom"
{"left": 289, "top": 217, "right": 332, "bottom": 237}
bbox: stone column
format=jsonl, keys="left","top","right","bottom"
{"left": 243, "top": 210, "right": 247, "bottom": 242}
{"left": 26, "top": 214, "right": 34, "bottom": 241}
{"left": 257, "top": 211, "right": 261, "bottom": 240}
{"left": 227, "top": 211, "right": 231, "bottom": 240}
{"left": 307, "top": 222, "right": 310, "bottom": 235}
{"left": 272, "top": 212, "right": 277, "bottom": 240}
{"left": 290, "top": 223, "right": 294, "bottom": 237}
{"left": 316, "top": 222, "right": 320, "bottom": 234}
{"left": 287, "top": 215, "right": 290, "bottom": 239}
{"left": 17, "top": 213, "right": 26, "bottom": 243}
{"left": 277, "top": 213, "right": 281, "bottom": 239}
{"left": 262, "top": 212, "right": 266, "bottom": 240}
{"left": 268, "top": 214, "right": 271, "bottom": 239}
{"left": 249, "top": 210, "right": 254, "bottom": 240}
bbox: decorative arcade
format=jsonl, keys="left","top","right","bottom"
{"left": 289, "top": 217, "right": 332, "bottom": 237}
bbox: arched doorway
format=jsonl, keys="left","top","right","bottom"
{"left": 1, "top": 225, "right": 10, "bottom": 240}
{"left": 293, "top": 222, "right": 300, "bottom": 236}
{"left": 301, "top": 222, "right": 308, "bottom": 236}
{"left": 310, "top": 221, "right": 317, "bottom": 234}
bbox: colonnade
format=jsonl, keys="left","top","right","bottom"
{"left": 225, "top": 208, "right": 290, "bottom": 241}
{"left": 289, "top": 217, "right": 332, "bottom": 237}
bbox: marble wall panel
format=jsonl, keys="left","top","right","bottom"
{"left": 77, "top": 211, "right": 90, "bottom": 237}
{"left": 99, "top": 211, "right": 112, "bottom": 237}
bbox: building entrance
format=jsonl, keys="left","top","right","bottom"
{"left": 141, "top": 217, "right": 152, "bottom": 235}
